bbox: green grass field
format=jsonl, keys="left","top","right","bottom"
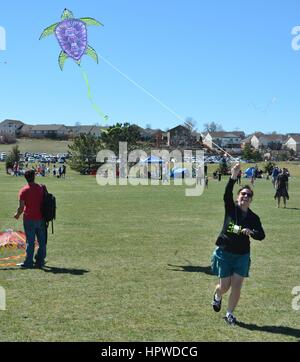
{"left": 0, "top": 161, "right": 299, "bottom": 341}
{"left": 0, "top": 138, "right": 71, "bottom": 154}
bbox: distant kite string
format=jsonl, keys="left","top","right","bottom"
{"left": 39, "top": 8, "right": 108, "bottom": 121}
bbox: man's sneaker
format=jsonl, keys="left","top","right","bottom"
{"left": 212, "top": 294, "right": 222, "bottom": 312}
{"left": 225, "top": 313, "right": 237, "bottom": 325}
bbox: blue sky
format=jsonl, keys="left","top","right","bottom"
{"left": 1, "top": 0, "right": 300, "bottom": 134}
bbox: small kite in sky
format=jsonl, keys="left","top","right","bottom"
{"left": 39, "top": 8, "right": 108, "bottom": 120}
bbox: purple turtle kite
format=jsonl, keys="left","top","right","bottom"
{"left": 39, "top": 8, "right": 103, "bottom": 70}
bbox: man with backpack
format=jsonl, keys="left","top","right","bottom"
{"left": 14, "top": 170, "right": 47, "bottom": 268}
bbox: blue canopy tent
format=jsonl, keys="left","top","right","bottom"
{"left": 171, "top": 167, "right": 189, "bottom": 178}
{"left": 140, "top": 156, "right": 165, "bottom": 164}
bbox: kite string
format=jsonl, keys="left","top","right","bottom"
{"left": 78, "top": 64, "right": 108, "bottom": 121}
{"left": 99, "top": 55, "right": 238, "bottom": 162}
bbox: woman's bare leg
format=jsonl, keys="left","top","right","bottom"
{"left": 228, "top": 273, "right": 244, "bottom": 313}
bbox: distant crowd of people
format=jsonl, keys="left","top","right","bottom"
{"left": 9, "top": 162, "right": 66, "bottom": 179}
{"left": 197, "top": 162, "right": 291, "bottom": 209}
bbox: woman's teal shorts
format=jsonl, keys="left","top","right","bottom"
{"left": 211, "top": 247, "right": 251, "bottom": 278}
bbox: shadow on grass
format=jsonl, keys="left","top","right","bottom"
{"left": 284, "top": 207, "right": 300, "bottom": 211}
{"left": 167, "top": 264, "right": 213, "bottom": 275}
{"left": 237, "top": 321, "right": 300, "bottom": 339}
{"left": 42, "top": 265, "right": 89, "bottom": 275}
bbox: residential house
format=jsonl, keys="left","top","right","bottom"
{"left": 192, "top": 131, "right": 202, "bottom": 143}
{"left": 284, "top": 135, "right": 300, "bottom": 154}
{"left": 251, "top": 133, "right": 287, "bottom": 150}
{"left": 123, "top": 125, "right": 167, "bottom": 147}
{"left": 67, "top": 125, "right": 102, "bottom": 138}
{"left": 0, "top": 119, "right": 24, "bottom": 135}
{"left": 153, "top": 130, "right": 168, "bottom": 148}
{"left": 28, "top": 124, "right": 68, "bottom": 138}
{"left": 138, "top": 127, "right": 162, "bottom": 142}
{"left": 240, "top": 135, "right": 252, "bottom": 149}
{"left": 18, "top": 124, "right": 33, "bottom": 137}
{"left": 287, "top": 133, "right": 300, "bottom": 139}
{"left": 203, "top": 131, "right": 245, "bottom": 153}
{"left": 167, "top": 125, "right": 199, "bottom": 148}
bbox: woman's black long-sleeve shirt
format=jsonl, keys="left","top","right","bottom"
{"left": 215, "top": 178, "right": 265, "bottom": 255}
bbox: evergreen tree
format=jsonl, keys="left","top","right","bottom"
{"left": 101, "top": 123, "right": 141, "bottom": 155}
{"left": 242, "top": 144, "right": 253, "bottom": 160}
{"left": 68, "top": 134, "right": 103, "bottom": 172}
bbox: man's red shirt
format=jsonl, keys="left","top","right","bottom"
{"left": 19, "top": 183, "right": 44, "bottom": 221}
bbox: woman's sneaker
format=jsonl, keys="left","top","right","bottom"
{"left": 225, "top": 313, "right": 237, "bottom": 325}
{"left": 212, "top": 294, "right": 222, "bottom": 312}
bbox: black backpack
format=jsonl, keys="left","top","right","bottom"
{"left": 41, "top": 185, "right": 56, "bottom": 235}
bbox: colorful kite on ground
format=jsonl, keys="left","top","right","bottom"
{"left": 39, "top": 8, "right": 108, "bottom": 120}
{"left": 0, "top": 230, "right": 37, "bottom": 267}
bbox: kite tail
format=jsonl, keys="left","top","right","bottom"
{"left": 79, "top": 64, "right": 108, "bottom": 121}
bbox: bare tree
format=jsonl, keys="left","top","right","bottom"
{"left": 183, "top": 117, "right": 197, "bottom": 132}
{"left": 203, "top": 121, "right": 224, "bottom": 132}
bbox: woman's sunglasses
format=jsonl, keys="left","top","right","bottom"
{"left": 240, "top": 191, "right": 252, "bottom": 197}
